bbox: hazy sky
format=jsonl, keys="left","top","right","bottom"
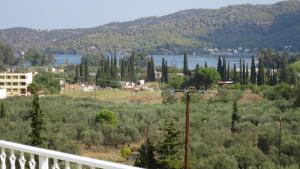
{"left": 0, "top": 0, "right": 282, "bottom": 29}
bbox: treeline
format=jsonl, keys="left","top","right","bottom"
{"left": 0, "top": 43, "right": 55, "bottom": 70}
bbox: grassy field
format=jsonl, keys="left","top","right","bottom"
{"left": 63, "top": 89, "right": 162, "bottom": 104}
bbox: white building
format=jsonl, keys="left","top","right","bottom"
{"left": 0, "top": 72, "right": 33, "bottom": 97}
{"left": 0, "top": 88, "right": 6, "bottom": 99}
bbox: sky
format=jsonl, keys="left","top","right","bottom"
{"left": 0, "top": 0, "right": 282, "bottom": 30}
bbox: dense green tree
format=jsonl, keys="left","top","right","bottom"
{"left": 204, "top": 62, "right": 208, "bottom": 68}
{"left": 146, "top": 56, "right": 155, "bottom": 82}
{"left": 227, "top": 62, "right": 230, "bottom": 81}
{"left": 231, "top": 101, "right": 240, "bottom": 133}
{"left": 280, "top": 53, "right": 288, "bottom": 83}
{"left": 79, "top": 63, "right": 84, "bottom": 82}
{"left": 257, "top": 56, "right": 265, "bottom": 85}
{"left": 0, "top": 43, "right": 17, "bottom": 66}
{"left": 233, "top": 64, "right": 237, "bottom": 82}
{"left": 199, "top": 153, "right": 239, "bottom": 169}
{"left": 217, "top": 56, "right": 222, "bottom": 76}
{"left": 294, "top": 84, "right": 300, "bottom": 107}
{"left": 135, "top": 139, "right": 157, "bottom": 169}
{"left": 246, "top": 64, "right": 249, "bottom": 85}
{"left": 25, "top": 49, "right": 55, "bottom": 66}
{"left": 94, "top": 110, "right": 117, "bottom": 144}
{"left": 193, "top": 67, "right": 220, "bottom": 90}
{"left": 156, "top": 119, "right": 182, "bottom": 169}
{"left": 161, "top": 58, "right": 168, "bottom": 84}
{"left": 29, "top": 94, "right": 46, "bottom": 147}
{"left": 239, "top": 58, "right": 243, "bottom": 85}
{"left": 74, "top": 65, "right": 80, "bottom": 83}
{"left": 0, "top": 101, "right": 5, "bottom": 118}
{"left": 250, "top": 56, "right": 256, "bottom": 84}
{"left": 130, "top": 52, "right": 136, "bottom": 82}
{"left": 95, "top": 67, "right": 101, "bottom": 84}
{"left": 222, "top": 57, "right": 227, "bottom": 81}
{"left": 183, "top": 52, "right": 189, "bottom": 76}
{"left": 84, "top": 59, "right": 89, "bottom": 82}
{"left": 242, "top": 60, "right": 246, "bottom": 85}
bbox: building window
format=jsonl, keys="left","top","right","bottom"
{"left": 13, "top": 88, "right": 18, "bottom": 92}
{"left": 12, "top": 76, "right": 18, "bottom": 79}
{"left": 6, "top": 82, "right": 11, "bottom": 86}
{"left": 0, "top": 76, "right": 4, "bottom": 79}
{"left": 0, "top": 82, "right": 4, "bottom": 86}
{"left": 6, "top": 76, "right": 11, "bottom": 79}
{"left": 20, "top": 82, "right": 26, "bottom": 86}
{"left": 13, "top": 82, "right": 18, "bottom": 86}
{"left": 7, "top": 89, "right": 11, "bottom": 92}
{"left": 20, "top": 76, "right": 26, "bottom": 79}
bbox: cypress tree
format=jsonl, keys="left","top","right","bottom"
{"left": 204, "top": 62, "right": 208, "bottom": 68}
{"left": 257, "top": 56, "right": 265, "bottom": 85}
{"left": 280, "top": 53, "right": 288, "bottom": 83}
{"left": 120, "top": 59, "right": 125, "bottom": 81}
{"left": 239, "top": 58, "right": 243, "bottom": 85}
{"left": 246, "top": 64, "right": 249, "bottom": 85}
{"left": 183, "top": 52, "right": 189, "bottom": 75}
{"left": 105, "top": 56, "right": 111, "bottom": 80}
{"left": 165, "top": 61, "right": 168, "bottom": 84}
{"left": 233, "top": 64, "right": 237, "bottom": 82}
{"left": 227, "top": 62, "right": 230, "bottom": 81}
{"left": 29, "top": 94, "right": 46, "bottom": 147}
{"left": 231, "top": 101, "right": 240, "bottom": 133}
{"left": 114, "top": 53, "right": 118, "bottom": 80}
{"left": 217, "top": 56, "right": 222, "bottom": 75}
{"left": 242, "top": 60, "right": 246, "bottom": 85}
{"left": 110, "top": 57, "right": 114, "bottom": 80}
{"left": 130, "top": 52, "right": 136, "bottom": 82}
{"left": 150, "top": 56, "right": 155, "bottom": 81}
{"left": 84, "top": 60, "right": 89, "bottom": 82}
{"left": 95, "top": 67, "right": 101, "bottom": 84}
{"left": 222, "top": 57, "right": 227, "bottom": 81}
{"left": 161, "top": 58, "right": 165, "bottom": 83}
{"left": 74, "top": 65, "right": 80, "bottom": 83}
{"left": 79, "top": 63, "right": 84, "bottom": 82}
{"left": 0, "top": 101, "right": 5, "bottom": 118}
{"left": 250, "top": 56, "right": 256, "bottom": 84}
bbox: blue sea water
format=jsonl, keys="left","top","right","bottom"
{"left": 55, "top": 54, "right": 255, "bottom": 68}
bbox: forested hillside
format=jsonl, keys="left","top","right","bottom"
{"left": 1, "top": 1, "right": 300, "bottom": 54}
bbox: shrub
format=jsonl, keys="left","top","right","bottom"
{"left": 161, "top": 90, "right": 176, "bottom": 104}
{"left": 121, "top": 146, "right": 132, "bottom": 160}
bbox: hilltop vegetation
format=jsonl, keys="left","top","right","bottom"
{"left": 1, "top": 1, "right": 300, "bottom": 54}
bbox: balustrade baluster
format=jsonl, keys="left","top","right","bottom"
{"left": 0, "top": 148, "right": 6, "bottom": 169}
{"left": 29, "top": 154, "right": 36, "bottom": 169}
{"left": 9, "top": 150, "right": 16, "bottom": 169}
{"left": 18, "top": 152, "right": 26, "bottom": 169}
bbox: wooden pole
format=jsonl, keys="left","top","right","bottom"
{"left": 184, "top": 90, "right": 191, "bottom": 169}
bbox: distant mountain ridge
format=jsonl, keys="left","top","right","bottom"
{"left": 1, "top": 0, "right": 300, "bottom": 54}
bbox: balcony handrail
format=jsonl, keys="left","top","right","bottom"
{"left": 0, "top": 140, "right": 142, "bottom": 169}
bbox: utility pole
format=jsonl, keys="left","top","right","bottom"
{"left": 173, "top": 89, "right": 195, "bottom": 169}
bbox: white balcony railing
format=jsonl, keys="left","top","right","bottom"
{"left": 0, "top": 140, "right": 142, "bottom": 169}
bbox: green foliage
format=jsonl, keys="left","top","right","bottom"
{"left": 156, "top": 119, "right": 182, "bottom": 169}
{"left": 294, "top": 84, "right": 300, "bottom": 107}
{"left": 193, "top": 67, "right": 220, "bottom": 90}
{"left": 135, "top": 139, "right": 157, "bottom": 168}
{"left": 168, "top": 75, "right": 185, "bottom": 89}
{"left": 120, "top": 146, "right": 132, "bottom": 160}
{"left": 199, "top": 153, "right": 239, "bottom": 169}
{"left": 29, "top": 94, "right": 47, "bottom": 147}
{"left": 33, "top": 72, "right": 61, "bottom": 94}
{"left": 231, "top": 101, "right": 240, "bottom": 133}
{"left": 25, "top": 49, "right": 55, "bottom": 66}
{"left": 183, "top": 52, "right": 189, "bottom": 75}
{"left": 0, "top": 101, "right": 5, "bottom": 118}
{"left": 257, "top": 56, "right": 265, "bottom": 86}
{"left": 0, "top": 43, "right": 17, "bottom": 67}
{"left": 162, "top": 90, "right": 176, "bottom": 104}
{"left": 263, "top": 84, "right": 294, "bottom": 100}
{"left": 95, "top": 110, "right": 117, "bottom": 126}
